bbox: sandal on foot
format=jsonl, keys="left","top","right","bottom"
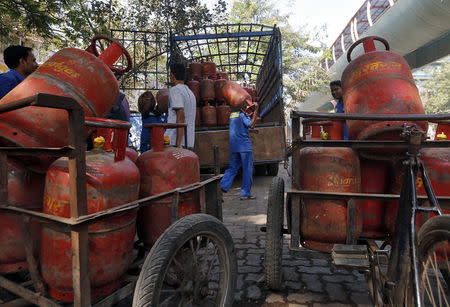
{"left": 240, "top": 195, "right": 256, "bottom": 200}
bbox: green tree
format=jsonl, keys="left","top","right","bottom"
{"left": 420, "top": 61, "right": 450, "bottom": 114}
{"left": 0, "top": 0, "right": 66, "bottom": 44}
{"left": 228, "top": 0, "right": 330, "bottom": 108}
{"left": 126, "top": 0, "right": 227, "bottom": 33}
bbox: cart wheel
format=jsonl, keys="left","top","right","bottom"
{"left": 132, "top": 214, "right": 237, "bottom": 307}
{"left": 265, "top": 176, "right": 284, "bottom": 290}
{"left": 286, "top": 193, "right": 292, "bottom": 234}
{"left": 266, "top": 163, "right": 279, "bottom": 176}
{"left": 406, "top": 215, "right": 450, "bottom": 306}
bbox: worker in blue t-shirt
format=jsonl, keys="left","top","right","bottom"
{"left": 330, "top": 80, "right": 349, "bottom": 140}
{"left": 138, "top": 91, "right": 167, "bottom": 153}
{"left": 220, "top": 103, "right": 258, "bottom": 200}
{"left": 0, "top": 45, "right": 38, "bottom": 99}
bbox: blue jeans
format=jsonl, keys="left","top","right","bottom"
{"left": 220, "top": 151, "right": 253, "bottom": 197}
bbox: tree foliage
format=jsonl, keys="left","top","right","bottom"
{"left": 420, "top": 61, "right": 450, "bottom": 114}
{"left": 126, "top": 0, "right": 227, "bottom": 34}
{"left": 228, "top": 0, "right": 330, "bottom": 108}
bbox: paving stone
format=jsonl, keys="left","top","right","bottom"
{"left": 350, "top": 291, "right": 372, "bottom": 306}
{"left": 322, "top": 274, "right": 355, "bottom": 283}
{"left": 313, "top": 303, "right": 351, "bottom": 307}
{"left": 238, "top": 265, "right": 262, "bottom": 273}
{"left": 311, "top": 258, "right": 329, "bottom": 266}
{"left": 344, "top": 281, "right": 370, "bottom": 293}
{"left": 236, "top": 274, "right": 244, "bottom": 290}
{"left": 265, "top": 293, "right": 285, "bottom": 303}
{"left": 286, "top": 292, "right": 326, "bottom": 304}
{"left": 247, "top": 248, "right": 265, "bottom": 254}
{"left": 285, "top": 280, "right": 303, "bottom": 290}
{"left": 247, "top": 285, "right": 262, "bottom": 299}
{"left": 247, "top": 253, "right": 263, "bottom": 265}
{"left": 297, "top": 265, "right": 332, "bottom": 275}
{"left": 288, "top": 304, "right": 308, "bottom": 307}
{"left": 301, "top": 274, "right": 323, "bottom": 292}
{"left": 236, "top": 249, "right": 246, "bottom": 258}
{"left": 282, "top": 267, "right": 299, "bottom": 281}
{"left": 235, "top": 243, "right": 259, "bottom": 249}
{"left": 353, "top": 270, "right": 367, "bottom": 281}
{"left": 234, "top": 290, "right": 243, "bottom": 301}
{"left": 238, "top": 259, "right": 245, "bottom": 266}
{"left": 282, "top": 259, "right": 311, "bottom": 267}
{"left": 325, "top": 282, "right": 348, "bottom": 301}
{"left": 245, "top": 273, "right": 263, "bottom": 282}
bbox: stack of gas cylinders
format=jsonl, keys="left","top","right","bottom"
{"left": 184, "top": 60, "right": 258, "bottom": 127}
{"left": 297, "top": 36, "right": 449, "bottom": 253}
{"left": 0, "top": 37, "right": 201, "bottom": 302}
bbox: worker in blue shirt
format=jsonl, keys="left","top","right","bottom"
{"left": 330, "top": 80, "right": 349, "bottom": 140}
{"left": 138, "top": 90, "right": 168, "bottom": 153}
{"left": 221, "top": 103, "right": 258, "bottom": 200}
{"left": 0, "top": 45, "right": 38, "bottom": 99}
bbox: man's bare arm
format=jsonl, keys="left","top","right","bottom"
{"left": 175, "top": 108, "right": 185, "bottom": 147}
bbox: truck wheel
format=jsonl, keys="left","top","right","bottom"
{"left": 267, "top": 163, "right": 279, "bottom": 176}
{"left": 265, "top": 176, "right": 284, "bottom": 290}
{"left": 255, "top": 165, "right": 266, "bottom": 176}
{"left": 133, "top": 214, "right": 237, "bottom": 307}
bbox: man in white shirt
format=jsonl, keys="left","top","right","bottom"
{"left": 165, "top": 63, "right": 196, "bottom": 148}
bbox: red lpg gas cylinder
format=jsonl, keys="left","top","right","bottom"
{"left": 41, "top": 134, "right": 139, "bottom": 302}
{"left": 196, "top": 107, "right": 202, "bottom": 127}
{"left": 200, "top": 78, "right": 215, "bottom": 103}
{"left": 342, "top": 36, "right": 427, "bottom": 143}
{"left": 0, "top": 159, "right": 45, "bottom": 273}
{"left": 434, "top": 122, "right": 449, "bottom": 140}
{"left": 125, "top": 147, "right": 139, "bottom": 163}
{"left": 155, "top": 88, "right": 169, "bottom": 116}
{"left": 297, "top": 148, "right": 362, "bottom": 252}
{"left": 87, "top": 117, "right": 130, "bottom": 162}
{"left": 189, "top": 62, "right": 203, "bottom": 80}
{"left": 385, "top": 149, "right": 450, "bottom": 236}
{"left": 217, "top": 104, "right": 231, "bottom": 126}
{"left": 216, "top": 71, "right": 229, "bottom": 80}
{"left": 222, "top": 81, "right": 256, "bottom": 116}
{"left": 135, "top": 124, "right": 200, "bottom": 246}
{"left": 214, "top": 79, "right": 227, "bottom": 104}
{"left": 202, "top": 60, "right": 216, "bottom": 79}
{"left": 0, "top": 36, "right": 131, "bottom": 158}
{"left": 360, "top": 159, "right": 389, "bottom": 238}
{"left": 202, "top": 103, "right": 217, "bottom": 127}
{"left": 187, "top": 80, "right": 201, "bottom": 103}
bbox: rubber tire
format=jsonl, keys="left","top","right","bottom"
{"left": 132, "top": 214, "right": 237, "bottom": 307}
{"left": 267, "top": 163, "right": 279, "bottom": 176}
{"left": 255, "top": 165, "right": 267, "bottom": 176}
{"left": 265, "top": 176, "right": 285, "bottom": 290}
{"left": 405, "top": 215, "right": 450, "bottom": 306}
{"left": 286, "top": 193, "right": 292, "bottom": 234}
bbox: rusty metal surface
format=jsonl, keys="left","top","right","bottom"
{"left": 0, "top": 49, "right": 118, "bottom": 151}
{"left": 342, "top": 48, "right": 427, "bottom": 141}
{"left": 296, "top": 147, "right": 362, "bottom": 253}
{"left": 135, "top": 146, "right": 200, "bottom": 246}
{"left": 360, "top": 159, "right": 389, "bottom": 238}
{"left": 41, "top": 150, "right": 139, "bottom": 302}
{"left": 200, "top": 78, "right": 215, "bottom": 102}
{"left": 216, "top": 104, "right": 231, "bottom": 126}
{"left": 0, "top": 159, "right": 44, "bottom": 274}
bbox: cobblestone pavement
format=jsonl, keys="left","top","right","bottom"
{"left": 224, "top": 164, "right": 373, "bottom": 307}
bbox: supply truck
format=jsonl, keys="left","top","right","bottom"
{"left": 112, "top": 24, "right": 286, "bottom": 175}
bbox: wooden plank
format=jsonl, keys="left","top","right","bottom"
{"left": 0, "top": 275, "right": 60, "bottom": 307}
{"left": 67, "top": 107, "right": 91, "bottom": 307}
{"left": 199, "top": 186, "right": 206, "bottom": 214}
{"left": 71, "top": 227, "right": 90, "bottom": 307}
{"left": 21, "top": 217, "right": 46, "bottom": 295}
{"left": 1, "top": 298, "right": 33, "bottom": 307}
